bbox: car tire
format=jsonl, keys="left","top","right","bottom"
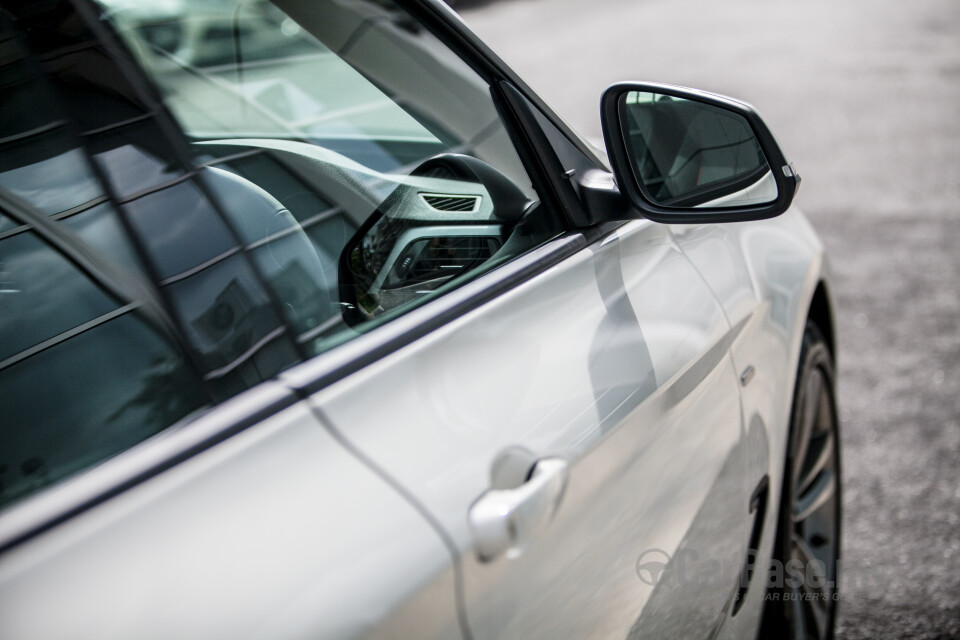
{"left": 760, "top": 322, "right": 842, "bottom": 640}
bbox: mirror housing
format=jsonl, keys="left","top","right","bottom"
{"left": 596, "top": 82, "right": 801, "bottom": 224}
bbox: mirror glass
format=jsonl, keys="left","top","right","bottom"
{"left": 620, "top": 91, "right": 776, "bottom": 208}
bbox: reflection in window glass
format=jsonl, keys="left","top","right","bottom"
{"left": 0, "top": 0, "right": 567, "bottom": 511}
{"left": 93, "top": 0, "right": 554, "bottom": 337}
{"left": 0, "top": 212, "right": 21, "bottom": 235}
{"left": 111, "top": 1, "right": 442, "bottom": 153}
{"left": 59, "top": 203, "right": 146, "bottom": 275}
{"left": 163, "top": 253, "right": 293, "bottom": 385}
{"left": 0, "top": 147, "right": 103, "bottom": 215}
{"left": 124, "top": 180, "right": 237, "bottom": 280}
{"left": 0, "top": 73, "right": 55, "bottom": 138}
{"left": 214, "top": 151, "right": 334, "bottom": 225}
{"left": 206, "top": 151, "right": 354, "bottom": 299}
{"left": 0, "top": 18, "right": 209, "bottom": 510}
{"left": 91, "top": 131, "right": 185, "bottom": 199}
{"left": 0, "top": 314, "right": 207, "bottom": 509}
{"left": 250, "top": 233, "right": 335, "bottom": 334}
{"left": 0, "top": 231, "right": 117, "bottom": 363}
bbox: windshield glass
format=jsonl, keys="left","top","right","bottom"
{"left": 93, "top": 0, "right": 549, "bottom": 346}
{"left": 98, "top": 0, "right": 526, "bottom": 176}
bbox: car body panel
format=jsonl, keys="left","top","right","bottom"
{"left": 289, "top": 217, "right": 767, "bottom": 638}
{"left": 0, "top": 395, "right": 462, "bottom": 640}
{"left": 0, "top": 0, "right": 835, "bottom": 637}
{"left": 670, "top": 208, "right": 828, "bottom": 636}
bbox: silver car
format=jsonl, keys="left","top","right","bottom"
{"left": 0, "top": 0, "right": 840, "bottom": 638}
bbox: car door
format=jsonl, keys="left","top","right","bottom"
{"left": 1, "top": 1, "right": 758, "bottom": 638}
{"left": 293, "top": 213, "right": 753, "bottom": 638}
{"left": 249, "top": 3, "right": 758, "bottom": 637}
{"left": 0, "top": 6, "right": 466, "bottom": 637}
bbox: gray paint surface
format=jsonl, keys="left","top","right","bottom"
{"left": 461, "top": 0, "right": 960, "bottom": 636}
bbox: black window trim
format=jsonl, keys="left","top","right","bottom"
{"left": 280, "top": 229, "right": 589, "bottom": 394}
{"left": 395, "top": 0, "right": 606, "bottom": 173}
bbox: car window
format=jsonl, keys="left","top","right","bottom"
{"left": 0, "top": 18, "right": 211, "bottom": 509}
{"left": 92, "top": 0, "right": 563, "bottom": 341}
{"left": 100, "top": 0, "right": 535, "bottom": 179}
{"left": 0, "top": 0, "right": 562, "bottom": 510}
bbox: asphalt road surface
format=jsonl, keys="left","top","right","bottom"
{"left": 457, "top": 0, "right": 960, "bottom": 637}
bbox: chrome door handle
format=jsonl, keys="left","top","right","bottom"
{"left": 468, "top": 457, "right": 569, "bottom": 562}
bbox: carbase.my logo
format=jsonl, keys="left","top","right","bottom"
{"left": 634, "top": 547, "right": 839, "bottom": 594}
{"left": 635, "top": 548, "right": 671, "bottom": 586}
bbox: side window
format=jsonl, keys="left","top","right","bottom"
{"left": 8, "top": 4, "right": 307, "bottom": 398}
{"left": 98, "top": 0, "right": 564, "bottom": 337}
{"left": 0, "top": 29, "right": 208, "bottom": 508}
{"left": 0, "top": 0, "right": 565, "bottom": 509}
{"left": 0, "top": 12, "right": 267, "bottom": 508}
{"left": 0, "top": 223, "right": 208, "bottom": 509}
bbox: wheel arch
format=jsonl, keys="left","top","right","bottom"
{"left": 806, "top": 279, "right": 836, "bottom": 364}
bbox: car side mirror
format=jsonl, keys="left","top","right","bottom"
{"left": 598, "top": 82, "right": 801, "bottom": 224}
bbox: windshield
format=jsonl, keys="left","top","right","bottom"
{"left": 98, "top": 0, "right": 526, "bottom": 176}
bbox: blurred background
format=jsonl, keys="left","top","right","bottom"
{"left": 454, "top": 0, "right": 960, "bottom": 637}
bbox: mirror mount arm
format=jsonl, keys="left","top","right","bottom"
{"left": 575, "top": 168, "right": 632, "bottom": 227}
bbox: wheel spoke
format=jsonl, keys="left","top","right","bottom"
{"left": 802, "top": 585, "right": 829, "bottom": 640}
{"left": 797, "top": 430, "right": 834, "bottom": 496}
{"left": 791, "top": 533, "right": 828, "bottom": 594}
{"left": 814, "top": 380, "right": 833, "bottom": 435}
{"left": 775, "top": 336, "right": 840, "bottom": 640}
{"left": 791, "top": 534, "right": 831, "bottom": 638}
{"left": 794, "top": 469, "right": 836, "bottom": 523}
{"left": 790, "top": 534, "right": 832, "bottom": 639}
{"left": 789, "top": 583, "right": 809, "bottom": 639}
{"left": 792, "top": 370, "right": 823, "bottom": 485}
